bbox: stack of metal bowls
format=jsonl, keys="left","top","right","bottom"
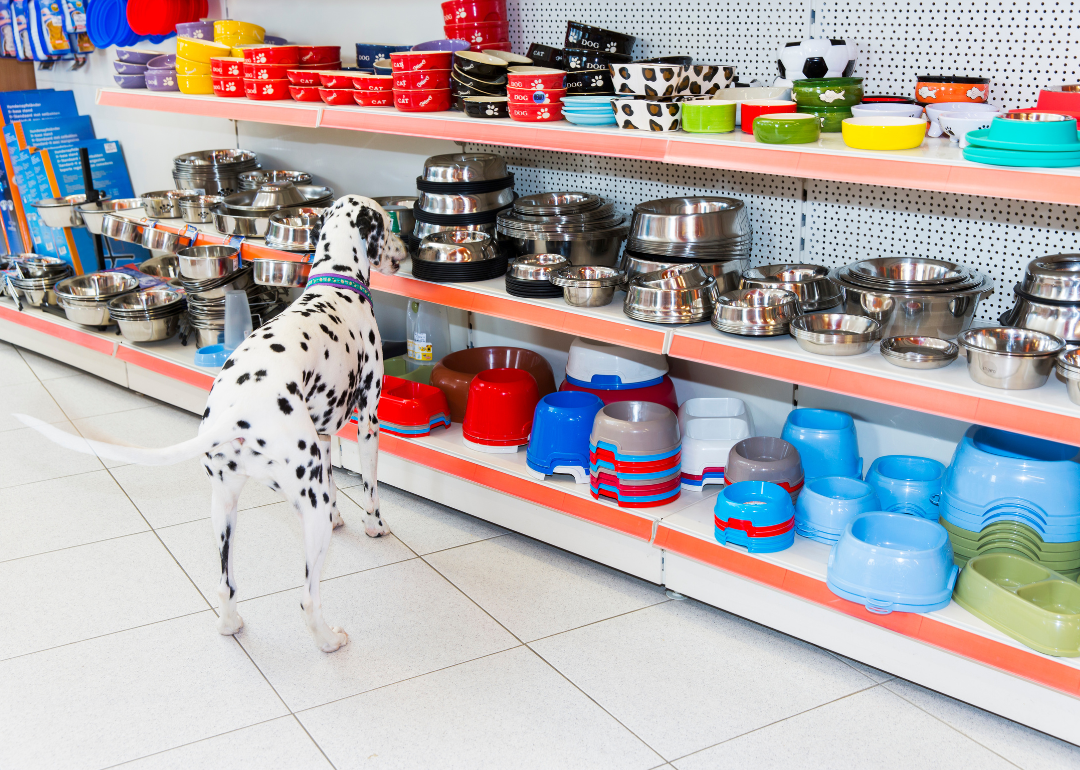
{"left": 413, "top": 230, "right": 505, "bottom": 283}
{"left": 412, "top": 153, "right": 514, "bottom": 252}
{"left": 505, "top": 253, "right": 569, "bottom": 298}
{"left": 239, "top": 170, "right": 313, "bottom": 191}
{"left": 1000, "top": 254, "right": 1080, "bottom": 344}
{"left": 372, "top": 196, "right": 418, "bottom": 238}
{"left": 173, "top": 149, "right": 260, "bottom": 197}
{"left": 107, "top": 287, "right": 187, "bottom": 342}
{"left": 5, "top": 255, "right": 73, "bottom": 307}
{"left": 141, "top": 190, "right": 192, "bottom": 219}
{"left": 712, "top": 287, "right": 801, "bottom": 336}
{"left": 624, "top": 263, "right": 719, "bottom": 324}
{"left": 54, "top": 272, "right": 140, "bottom": 326}
{"left": 1057, "top": 349, "right": 1080, "bottom": 406}
{"left": 214, "top": 182, "right": 334, "bottom": 238}
{"left": 740, "top": 264, "right": 840, "bottom": 311}
{"left": 264, "top": 207, "right": 326, "bottom": 253}
{"left": 497, "top": 192, "right": 627, "bottom": 266}
{"left": 622, "top": 197, "right": 752, "bottom": 292}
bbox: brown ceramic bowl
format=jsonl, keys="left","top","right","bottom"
{"left": 431, "top": 346, "right": 558, "bottom": 422}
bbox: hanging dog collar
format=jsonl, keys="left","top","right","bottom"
{"left": 306, "top": 273, "right": 372, "bottom": 304}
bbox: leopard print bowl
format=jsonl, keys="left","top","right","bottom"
{"left": 609, "top": 63, "right": 681, "bottom": 99}
{"left": 610, "top": 98, "right": 682, "bottom": 131}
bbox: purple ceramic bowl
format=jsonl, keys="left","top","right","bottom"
{"left": 413, "top": 38, "right": 471, "bottom": 52}
{"left": 144, "top": 69, "right": 179, "bottom": 91}
{"left": 264, "top": 35, "right": 288, "bottom": 45}
{"left": 113, "top": 73, "right": 147, "bottom": 89}
{"left": 176, "top": 20, "right": 214, "bottom": 40}
{"left": 115, "top": 48, "right": 164, "bottom": 65}
{"left": 146, "top": 53, "right": 176, "bottom": 70}
{"left": 113, "top": 60, "right": 147, "bottom": 75}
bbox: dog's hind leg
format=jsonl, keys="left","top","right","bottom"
{"left": 207, "top": 468, "right": 248, "bottom": 635}
{"left": 324, "top": 438, "right": 345, "bottom": 530}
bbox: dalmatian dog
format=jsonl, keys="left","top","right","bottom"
{"left": 17, "top": 195, "right": 406, "bottom": 653}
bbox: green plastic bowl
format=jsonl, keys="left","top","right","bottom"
{"left": 987, "top": 113, "right": 1080, "bottom": 145}
{"left": 681, "top": 100, "right": 736, "bottom": 133}
{"left": 791, "top": 77, "right": 864, "bottom": 108}
{"left": 753, "top": 112, "right": 821, "bottom": 144}
{"left": 384, "top": 355, "right": 433, "bottom": 384}
{"left": 798, "top": 105, "right": 853, "bottom": 132}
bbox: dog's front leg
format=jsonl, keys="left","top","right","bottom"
{"left": 208, "top": 466, "right": 248, "bottom": 635}
{"left": 357, "top": 413, "right": 389, "bottom": 538}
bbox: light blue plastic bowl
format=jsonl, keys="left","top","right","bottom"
{"left": 781, "top": 408, "right": 862, "bottom": 480}
{"left": 864, "top": 455, "right": 944, "bottom": 519}
{"left": 795, "top": 476, "right": 880, "bottom": 534}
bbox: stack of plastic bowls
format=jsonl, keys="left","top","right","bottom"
{"left": 589, "top": 401, "right": 681, "bottom": 508}
{"left": 714, "top": 481, "right": 795, "bottom": 553}
{"left": 561, "top": 95, "right": 617, "bottom": 126}
{"left": 938, "top": 426, "right": 1080, "bottom": 572}
{"left": 794, "top": 476, "right": 880, "bottom": 544}
{"left": 526, "top": 391, "right": 605, "bottom": 484}
{"left": 678, "top": 398, "right": 754, "bottom": 491}
{"left": 725, "top": 437, "right": 804, "bottom": 503}
{"left": 781, "top": 408, "right": 862, "bottom": 480}
{"left": 376, "top": 376, "right": 451, "bottom": 437}
{"left": 559, "top": 337, "right": 679, "bottom": 414}
{"left": 963, "top": 113, "right": 1080, "bottom": 168}
{"left": 461, "top": 368, "right": 541, "bottom": 453}
{"left": 827, "top": 512, "right": 958, "bottom": 614}
{"left": 864, "top": 455, "right": 945, "bottom": 519}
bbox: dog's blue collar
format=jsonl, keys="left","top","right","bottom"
{"left": 306, "top": 273, "right": 372, "bottom": 303}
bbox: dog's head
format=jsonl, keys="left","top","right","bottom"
{"left": 309, "top": 195, "right": 406, "bottom": 282}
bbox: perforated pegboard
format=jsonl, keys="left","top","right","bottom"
{"left": 812, "top": 0, "right": 1080, "bottom": 109}
{"left": 805, "top": 181, "right": 1080, "bottom": 320}
{"left": 508, "top": 0, "right": 810, "bottom": 85}
{"left": 466, "top": 144, "right": 803, "bottom": 263}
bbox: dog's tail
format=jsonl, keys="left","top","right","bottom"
{"left": 14, "top": 414, "right": 240, "bottom": 466}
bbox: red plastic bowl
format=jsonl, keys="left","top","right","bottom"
{"left": 212, "top": 76, "right": 246, "bottom": 98}
{"left": 242, "top": 45, "right": 300, "bottom": 65}
{"left": 378, "top": 376, "right": 452, "bottom": 437}
{"left": 210, "top": 57, "right": 243, "bottom": 77}
{"left": 507, "top": 86, "right": 565, "bottom": 104}
{"left": 286, "top": 68, "right": 323, "bottom": 85}
{"left": 462, "top": 368, "right": 540, "bottom": 447}
{"left": 390, "top": 50, "right": 453, "bottom": 72}
{"left": 244, "top": 78, "right": 292, "bottom": 100}
{"left": 318, "top": 71, "right": 356, "bottom": 88}
{"left": 394, "top": 87, "right": 452, "bottom": 111}
{"left": 444, "top": 20, "right": 509, "bottom": 46}
{"left": 560, "top": 374, "right": 679, "bottom": 415}
{"left": 289, "top": 84, "right": 324, "bottom": 102}
{"left": 319, "top": 87, "right": 356, "bottom": 105}
{"left": 298, "top": 45, "right": 341, "bottom": 65}
{"left": 506, "top": 67, "right": 565, "bottom": 90}
{"left": 244, "top": 62, "right": 291, "bottom": 81}
{"left": 442, "top": 0, "right": 507, "bottom": 23}
{"left": 293, "top": 61, "right": 341, "bottom": 71}
{"left": 353, "top": 73, "right": 395, "bottom": 91}
{"left": 392, "top": 69, "right": 451, "bottom": 90}
{"left": 508, "top": 101, "right": 564, "bottom": 121}
{"left": 354, "top": 90, "right": 395, "bottom": 107}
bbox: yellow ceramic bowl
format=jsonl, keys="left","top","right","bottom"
{"left": 176, "top": 35, "right": 234, "bottom": 64}
{"left": 177, "top": 74, "right": 214, "bottom": 95}
{"left": 213, "top": 20, "right": 265, "bottom": 42}
{"left": 230, "top": 44, "right": 263, "bottom": 58}
{"left": 842, "top": 117, "right": 928, "bottom": 150}
{"left": 175, "top": 56, "right": 212, "bottom": 76}
{"left": 215, "top": 33, "right": 264, "bottom": 49}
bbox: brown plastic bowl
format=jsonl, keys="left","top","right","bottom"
{"left": 431, "top": 346, "right": 558, "bottom": 422}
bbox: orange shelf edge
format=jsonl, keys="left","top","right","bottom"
{"left": 655, "top": 525, "right": 1080, "bottom": 699}
{"left": 97, "top": 89, "right": 320, "bottom": 127}
{"left": 115, "top": 345, "right": 216, "bottom": 391}
{"left": 0, "top": 304, "right": 115, "bottom": 354}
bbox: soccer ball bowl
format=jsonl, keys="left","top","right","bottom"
{"left": 777, "top": 39, "right": 858, "bottom": 81}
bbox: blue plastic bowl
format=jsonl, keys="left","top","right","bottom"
{"left": 795, "top": 476, "right": 880, "bottom": 535}
{"left": 781, "top": 408, "right": 862, "bottom": 480}
{"left": 795, "top": 520, "right": 843, "bottom": 545}
{"left": 864, "top": 455, "right": 944, "bottom": 519}
{"left": 827, "top": 512, "right": 958, "bottom": 614}
{"left": 527, "top": 391, "right": 604, "bottom": 480}
{"left": 715, "top": 480, "right": 795, "bottom": 530}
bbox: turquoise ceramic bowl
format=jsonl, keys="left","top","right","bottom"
{"left": 988, "top": 114, "right": 1079, "bottom": 145}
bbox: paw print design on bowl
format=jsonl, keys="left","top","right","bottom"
{"left": 261, "top": 83, "right": 273, "bottom": 94}
{"left": 538, "top": 107, "right": 550, "bottom": 119}
{"left": 164, "top": 76, "right": 174, "bottom": 86}
{"left": 591, "top": 75, "right": 604, "bottom": 87}
{"left": 224, "top": 81, "right": 236, "bottom": 92}
{"left": 485, "top": 104, "right": 498, "bottom": 115}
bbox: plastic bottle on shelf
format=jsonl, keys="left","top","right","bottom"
{"left": 405, "top": 299, "right": 450, "bottom": 372}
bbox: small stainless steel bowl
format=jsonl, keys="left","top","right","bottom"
{"left": 32, "top": 194, "right": 106, "bottom": 228}
{"left": 54, "top": 272, "right": 139, "bottom": 326}
{"left": 790, "top": 313, "right": 882, "bottom": 356}
{"left": 1002, "top": 111, "right": 1072, "bottom": 121}
{"left": 265, "top": 207, "right": 326, "bottom": 252}
{"left": 138, "top": 255, "right": 181, "bottom": 279}
{"left": 114, "top": 313, "right": 183, "bottom": 342}
{"left": 57, "top": 296, "right": 114, "bottom": 326}
{"left": 1019, "top": 254, "right": 1080, "bottom": 302}
{"left": 79, "top": 198, "right": 141, "bottom": 235}
{"left": 712, "top": 287, "right": 801, "bottom": 337}
{"left": 372, "top": 196, "right": 417, "bottom": 236}
{"left": 1056, "top": 349, "right": 1080, "bottom": 406}
{"left": 740, "top": 263, "right": 841, "bottom": 311}
{"left": 416, "top": 231, "right": 498, "bottom": 263}
{"left": 418, "top": 185, "right": 515, "bottom": 215}
{"left": 252, "top": 258, "right": 311, "bottom": 288}
{"left": 413, "top": 219, "right": 498, "bottom": 243}
{"left": 623, "top": 266, "right": 720, "bottom": 324}
{"left": 212, "top": 205, "right": 273, "bottom": 238}
{"left": 550, "top": 265, "right": 625, "bottom": 307}
{"left": 101, "top": 213, "right": 146, "bottom": 244}
{"left": 142, "top": 226, "right": 184, "bottom": 253}
{"left": 141, "top": 190, "right": 191, "bottom": 218}
{"left": 508, "top": 253, "right": 569, "bottom": 280}
{"left": 238, "top": 170, "right": 312, "bottom": 190}
{"left": 178, "top": 244, "right": 241, "bottom": 281}
{"left": 879, "top": 336, "right": 960, "bottom": 369}
{"left": 179, "top": 195, "right": 224, "bottom": 224}
{"left": 514, "top": 192, "right": 600, "bottom": 216}
{"left": 957, "top": 327, "right": 1067, "bottom": 389}
{"left": 422, "top": 152, "right": 507, "bottom": 182}
{"left": 107, "top": 287, "right": 186, "bottom": 318}
{"left": 11, "top": 254, "right": 70, "bottom": 278}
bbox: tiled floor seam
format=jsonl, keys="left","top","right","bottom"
{"left": 0, "top": 528, "right": 153, "bottom": 565}
{"left": 523, "top": 600, "right": 674, "bottom": 645}
{"left": 1, "top": 466, "right": 104, "bottom": 490}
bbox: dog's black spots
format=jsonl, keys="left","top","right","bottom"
{"left": 305, "top": 564, "right": 309, "bottom": 579}
{"left": 323, "top": 492, "right": 330, "bottom": 503}
{"left": 203, "top": 465, "right": 212, "bottom": 477}
{"left": 339, "top": 292, "right": 353, "bottom": 303}
{"left": 363, "top": 481, "right": 369, "bottom": 491}
{"left": 236, "top": 373, "right": 250, "bottom": 385}
{"left": 344, "top": 343, "right": 350, "bottom": 354}
{"left": 309, "top": 465, "right": 320, "bottom": 481}
{"left": 331, "top": 264, "right": 351, "bottom": 272}
{"left": 272, "top": 481, "right": 280, "bottom": 490}
{"left": 296, "top": 465, "right": 305, "bottom": 479}
{"left": 324, "top": 350, "right": 329, "bottom": 360}
{"left": 235, "top": 420, "right": 250, "bottom": 430}
{"left": 316, "top": 382, "right": 326, "bottom": 394}
{"left": 375, "top": 349, "right": 380, "bottom": 359}
{"left": 203, "top": 406, "right": 211, "bottom": 419}
{"left": 368, "top": 330, "right": 376, "bottom": 344}
{"left": 218, "top": 469, "right": 224, "bottom": 479}
{"left": 257, "top": 438, "right": 266, "bottom": 447}
{"left": 319, "top": 323, "right": 339, "bottom": 342}
{"left": 287, "top": 381, "right": 300, "bottom": 396}
{"left": 262, "top": 333, "right": 273, "bottom": 339}
{"left": 308, "top": 488, "right": 318, "bottom": 508}
{"left": 300, "top": 342, "right": 308, "bottom": 351}
{"left": 365, "top": 434, "right": 372, "bottom": 440}
{"left": 310, "top": 443, "right": 320, "bottom": 457}
{"left": 255, "top": 369, "right": 268, "bottom": 382}
{"left": 229, "top": 586, "right": 235, "bottom": 599}
{"left": 363, "top": 371, "right": 374, "bottom": 390}
{"left": 270, "top": 343, "right": 286, "bottom": 353}
{"left": 298, "top": 439, "right": 307, "bottom": 450}
{"left": 375, "top": 508, "right": 381, "bottom": 520}
{"left": 227, "top": 460, "right": 237, "bottom": 471}
{"left": 222, "top": 359, "right": 235, "bottom": 370}
{"left": 278, "top": 397, "right": 293, "bottom": 415}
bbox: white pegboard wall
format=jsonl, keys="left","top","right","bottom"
{"left": 806, "top": 181, "right": 1080, "bottom": 320}
{"left": 813, "top": 0, "right": 1080, "bottom": 109}
{"left": 508, "top": 0, "right": 810, "bottom": 85}
{"left": 466, "top": 143, "right": 803, "bottom": 263}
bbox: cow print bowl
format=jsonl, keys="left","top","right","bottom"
{"left": 676, "top": 64, "right": 737, "bottom": 97}
{"left": 611, "top": 98, "right": 682, "bottom": 131}
{"left": 609, "top": 63, "right": 681, "bottom": 99}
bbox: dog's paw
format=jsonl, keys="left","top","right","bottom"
{"left": 317, "top": 627, "right": 349, "bottom": 653}
{"left": 364, "top": 517, "right": 390, "bottom": 538}
{"left": 216, "top": 613, "right": 245, "bottom": 636}
{"left": 331, "top": 512, "right": 346, "bottom": 530}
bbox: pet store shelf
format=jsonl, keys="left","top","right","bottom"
{"left": 97, "top": 87, "right": 1080, "bottom": 206}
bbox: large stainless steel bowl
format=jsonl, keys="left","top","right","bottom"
{"left": 623, "top": 265, "right": 719, "bottom": 324}
{"left": 413, "top": 219, "right": 498, "bottom": 243}
{"left": 139, "top": 255, "right": 182, "bottom": 279}
{"left": 514, "top": 192, "right": 600, "bottom": 216}
{"left": 212, "top": 205, "right": 273, "bottom": 237}
{"left": 79, "top": 198, "right": 144, "bottom": 235}
{"left": 107, "top": 287, "right": 187, "bottom": 342}
{"left": 223, "top": 184, "right": 334, "bottom": 215}
{"left": 789, "top": 313, "right": 882, "bottom": 356}
{"left": 418, "top": 185, "right": 515, "bottom": 215}
{"left": 957, "top": 327, "right": 1067, "bottom": 389}
{"left": 265, "top": 207, "right": 326, "bottom": 252}
{"left": 422, "top": 153, "right": 507, "bottom": 182}
{"left": 101, "top": 213, "right": 146, "bottom": 244}
{"left": 741, "top": 263, "right": 841, "bottom": 311}
{"left": 843, "top": 257, "right": 969, "bottom": 288}
{"left": 10, "top": 254, "right": 71, "bottom": 278}
{"left": 178, "top": 245, "right": 242, "bottom": 281}
{"left": 54, "top": 272, "right": 140, "bottom": 326}
{"left": 622, "top": 253, "right": 744, "bottom": 292}
{"left": 416, "top": 231, "right": 499, "bottom": 263}
{"left": 252, "top": 258, "right": 311, "bottom": 288}
{"left": 239, "top": 169, "right": 312, "bottom": 190}
{"left": 1001, "top": 292, "right": 1080, "bottom": 343}
{"left": 628, "top": 197, "right": 752, "bottom": 251}
{"left": 1018, "top": 254, "right": 1080, "bottom": 302}
{"left": 142, "top": 226, "right": 184, "bottom": 253}
{"left": 32, "top": 193, "right": 107, "bottom": 229}
{"left": 712, "top": 287, "right": 801, "bottom": 336}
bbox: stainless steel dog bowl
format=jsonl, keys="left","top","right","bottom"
{"left": 1001, "top": 292, "right": 1080, "bottom": 343}
{"left": 514, "top": 192, "right": 601, "bottom": 216}
{"left": 413, "top": 220, "right": 498, "bottom": 243}
{"left": 138, "top": 255, "right": 181, "bottom": 279}
{"left": 54, "top": 272, "right": 140, "bottom": 326}
{"left": 416, "top": 230, "right": 498, "bottom": 263}
{"left": 626, "top": 197, "right": 753, "bottom": 260}
{"left": 1056, "top": 349, "right": 1080, "bottom": 406}
{"left": 212, "top": 205, "right": 273, "bottom": 238}
{"left": 790, "top": 313, "right": 882, "bottom": 356}
{"left": 142, "top": 226, "right": 184, "bottom": 254}
{"left": 879, "top": 336, "right": 960, "bottom": 369}
{"left": 621, "top": 253, "right": 745, "bottom": 293}
{"left": 550, "top": 265, "right": 625, "bottom": 307}
{"left": 178, "top": 194, "right": 224, "bottom": 224}
{"left": 373, "top": 196, "right": 418, "bottom": 236}
{"left": 957, "top": 327, "right": 1067, "bottom": 389}
{"left": 223, "top": 184, "right": 334, "bottom": 216}
{"left": 418, "top": 185, "right": 515, "bottom": 215}
{"left": 10, "top": 254, "right": 71, "bottom": 278}
{"left": 740, "top": 263, "right": 841, "bottom": 311}
{"left": 1018, "top": 254, "right": 1080, "bottom": 302}
{"left": 843, "top": 257, "right": 969, "bottom": 288}
{"left": 141, "top": 190, "right": 191, "bottom": 218}
{"left": 496, "top": 210, "right": 627, "bottom": 266}
{"left": 8, "top": 276, "right": 66, "bottom": 307}
{"left": 252, "top": 257, "right": 311, "bottom": 288}
{"left": 509, "top": 253, "right": 569, "bottom": 280}
{"left": 422, "top": 153, "right": 507, "bottom": 182}
{"left": 101, "top": 212, "right": 147, "bottom": 244}
{"left": 712, "top": 287, "right": 801, "bottom": 336}
{"left": 32, "top": 193, "right": 107, "bottom": 229}
{"left": 238, "top": 169, "right": 312, "bottom": 191}
{"left": 116, "top": 313, "right": 183, "bottom": 342}
{"left": 108, "top": 287, "right": 187, "bottom": 343}
{"left": 173, "top": 149, "right": 260, "bottom": 196}
{"left": 178, "top": 245, "right": 242, "bottom": 281}
{"left": 79, "top": 198, "right": 144, "bottom": 235}
{"left": 265, "top": 207, "right": 326, "bottom": 252}
{"left": 623, "top": 265, "right": 719, "bottom": 323}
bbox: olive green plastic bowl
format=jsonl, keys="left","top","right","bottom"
{"left": 681, "top": 100, "right": 736, "bottom": 133}
{"left": 384, "top": 355, "right": 433, "bottom": 384}
{"left": 753, "top": 113, "right": 821, "bottom": 144}
{"left": 791, "top": 77, "right": 864, "bottom": 108}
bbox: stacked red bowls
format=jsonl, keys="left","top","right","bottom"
{"left": 506, "top": 67, "right": 566, "bottom": 122}
{"left": 241, "top": 45, "right": 298, "bottom": 100}
{"left": 461, "top": 368, "right": 541, "bottom": 453}
{"left": 211, "top": 57, "right": 245, "bottom": 98}
{"left": 441, "top": 0, "right": 509, "bottom": 51}
{"left": 318, "top": 70, "right": 359, "bottom": 105}
{"left": 286, "top": 68, "right": 324, "bottom": 101}
{"left": 353, "top": 73, "right": 397, "bottom": 107}
{"left": 391, "top": 51, "right": 453, "bottom": 112}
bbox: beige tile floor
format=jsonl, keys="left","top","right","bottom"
{"left": 2, "top": 339, "right": 1078, "bottom": 770}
